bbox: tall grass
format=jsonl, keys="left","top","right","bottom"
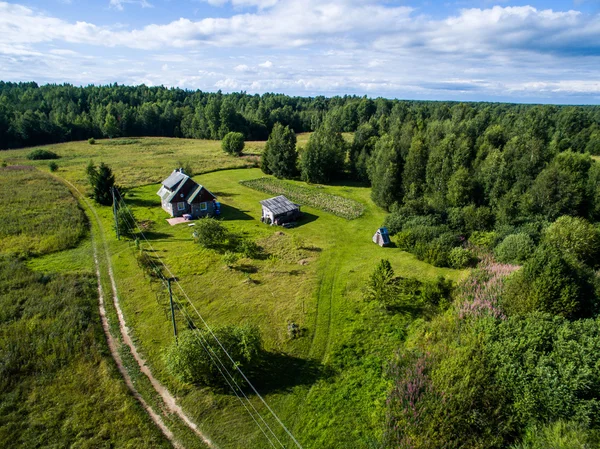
{"left": 0, "top": 167, "right": 86, "bottom": 257}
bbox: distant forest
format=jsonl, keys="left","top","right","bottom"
{"left": 2, "top": 81, "right": 600, "bottom": 152}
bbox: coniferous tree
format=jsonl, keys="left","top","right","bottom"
{"left": 261, "top": 123, "right": 297, "bottom": 178}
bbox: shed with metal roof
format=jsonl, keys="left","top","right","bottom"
{"left": 259, "top": 195, "right": 301, "bottom": 225}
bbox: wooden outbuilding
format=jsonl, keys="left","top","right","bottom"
{"left": 157, "top": 169, "right": 218, "bottom": 218}
{"left": 260, "top": 195, "right": 301, "bottom": 225}
{"left": 373, "top": 227, "right": 391, "bottom": 247}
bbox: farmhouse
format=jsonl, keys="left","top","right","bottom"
{"left": 260, "top": 195, "right": 301, "bottom": 225}
{"left": 373, "top": 227, "right": 391, "bottom": 247}
{"left": 157, "top": 169, "right": 218, "bottom": 218}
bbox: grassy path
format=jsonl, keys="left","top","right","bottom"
{"left": 57, "top": 176, "right": 214, "bottom": 449}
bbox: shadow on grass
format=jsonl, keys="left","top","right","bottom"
{"left": 220, "top": 203, "right": 254, "bottom": 221}
{"left": 140, "top": 230, "right": 172, "bottom": 241}
{"left": 288, "top": 212, "right": 319, "bottom": 228}
{"left": 249, "top": 352, "right": 329, "bottom": 394}
{"left": 211, "top": 191, "right": 240, "bottom": 198}
{"left": 233, "top": 263, "right": 258, "bottom": 274}
{"left": 125, "top": 195, "right": 160, "bottom": 208}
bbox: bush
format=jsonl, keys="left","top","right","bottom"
{"left": 193, "top": 217, "right": 227, "bottom": 249}
{"left": 542, "top": 215, "right": 600, "bottom": 267}
{"left": 365, "top": 259, "right": 397, "bottom": 308}
{"left": 502, "top": 244, "right": 598, "bottom": 318}
{"left": 495, "top": 233, "right": 535, "bottom": 264}
{"left": 469, "top": 231, "right": 498, "bottom": 249}
{"left": 222, "top": 132, "right": 245, "bottom": 156}
{"left": 164, "top": 325, "right": 262, "bottom": 388}
{"left": 88, "top": 137, "right": 96, "bottom": 145}
{"left": 449, "top": 247, "right": 475, "bottom": 269}
{"left": 236, "top": 239, "right": 261, "bottom": 259}
{"left": 48, "top": 161, "right": 58, "bottom": 172}
{"left": 26, "top": 149, "right": 59, "bottom": 160}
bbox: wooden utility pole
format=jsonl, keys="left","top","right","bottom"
{"left": 167, "top": 277, "right": 178, "bottom": 344}
{"left": 112, "top": 187, "right": 120, "bottom": 240}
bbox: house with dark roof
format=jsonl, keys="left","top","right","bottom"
{"left": 157, "top": 169, "right": 218, "bottom": 218}
{"left": 259, "top": 195, "right": 301, "bottom": 225}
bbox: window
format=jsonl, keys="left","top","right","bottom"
{"left": 200, "top": 202, "right": 207, "bottom": 211}
{"left": 177, "top": 202, "right": 186, "bottom": 211}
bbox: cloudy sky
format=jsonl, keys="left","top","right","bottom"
{"left": 1, "top": 0, "right": 600, "bottom": 103}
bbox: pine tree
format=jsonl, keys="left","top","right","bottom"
{"left": 261, "top": 123, "right": 297, "bottom": 178}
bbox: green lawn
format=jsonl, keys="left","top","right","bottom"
{"left": 2, "top": 138, "right": 467, "bottom": 448}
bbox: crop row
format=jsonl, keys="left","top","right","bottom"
{"left": 240, "top": 177, "right": 365, "bottom": 220}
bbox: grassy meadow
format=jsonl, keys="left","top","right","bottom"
{"left": 1, "top": 137, "right": 467, "bottom": 448}
{"left": 0, "top": 167, "right": 170, "bottom": 448}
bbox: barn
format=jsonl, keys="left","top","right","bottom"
{"left": 157, "top": 169, "right": 218, "bottom": 218}
{"left": 260, "top": 195, "right": 301, "bottom": 225}
{"left": 373, "top": 227, "right": 391, "bottom": 247}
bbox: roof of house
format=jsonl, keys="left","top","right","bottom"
{"left": 187, "top": 184, "right": 216, "bottom": 204}
{"left": 158, "top": 169, "right": 216, "bottom": 204}
{"left": 162, "top": 169, "right": 187, "bottom": 190}
{"left": 259, "top": 195, "right": 299, "bottom": 215}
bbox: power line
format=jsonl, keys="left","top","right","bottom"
{"left": 113, "top": 200, "right": 282, "bottom": 447}
{"left": 114, "top": 194, "right": 298, "bottom": 448}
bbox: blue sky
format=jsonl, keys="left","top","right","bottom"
{"left": 2, "top": 0, "right": 600, "bottom": 104}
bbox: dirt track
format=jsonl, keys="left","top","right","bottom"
{"left": 60, "top": 176, "right": 216, "bottom": 449}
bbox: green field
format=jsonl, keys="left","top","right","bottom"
{"left": 0, "top": 168, "right": 171, "bottom": 448}
{"left": 1, "top": 137, "right": 466, "bottom": 448}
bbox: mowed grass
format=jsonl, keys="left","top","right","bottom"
{"left": 0, "top": 167, "right": 86, "bottom": 258}
{"left": 0, "top": 169, "right": 170, "bottom": 448}
{"left": 2, "top": 137, "right": 467, "bottom": 448}
{"left": 103, "top": 167, "right": 466, "bottom": 448}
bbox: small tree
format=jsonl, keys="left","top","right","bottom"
{"left": 103, "top": 114, "right": 119, "bottom": 138}
{"left": 193, "top": 217, "right": 227, "bottom": 249}
{"left": 222, "top": 132, "right": 245, "bottom": 156}
{"left": 115, "top": 205, "right": 136, "bottom": 239}
{"left": 164, "top": 325, "right": 262, "bottom": 388}
{"left": 86, "top": 161, "right": 115, "bottom": 206}
{"left": 366, "top": 259, "right": 397, "bottom": 308}
{"left": 48, "top": 161, "right": 58, "bottom": 172}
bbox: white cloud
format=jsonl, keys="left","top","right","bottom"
{"left": 109, "top": 0, "right": 153, "bottom": 11}
{"left": 234, "top": 64, "right": 252, "bottom": 72}
{"left": 2, "top": 2, "right": 600, "bottom": 101}
{"left": 201, "top": 0, "right": 279, "bottom": 9}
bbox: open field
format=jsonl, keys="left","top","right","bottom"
{"left": 1, "top": 138, "right": 467, "bottom": 448}
{"left": 0, "top": 167, "right": 87, "bottom": 258}
{"left": 0, "top": 167, "right": 171, "bottom": 448}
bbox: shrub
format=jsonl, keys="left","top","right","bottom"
{"left": 469, "top": 231, "right": 498, "bottom": 250}
{"left": 222, "top": 251, "right": 239, "bottom": 268}
{"left": 365, "top": 259, "right": 397, "bottom": 308}
{"left": 48, "top": 161, "right": 58, "bottom": 172}
{"left": 26, "top": 149, "right": 59, "bottom": 160}
{"left": 164, "top": 325, "right": 262, "bottom": 388}
{"left": 222, "top": 132, "right": 245, "bottom": 156}
{"left": 449, "top": 247, "right": 475, "bottom": 269}
{"left": 542, "top": 215, "right": 600, "bottom": 267}
{"left": 193, "top": 217, "right": 227, "bottom": 249}
{"left": 88, "top": 137, "right": 96, "bottom": 145}
{"left": 495, "top": 233, "right": 534, "bottom": 264}
{"left": 502, "top": 244, "right": 598, "bottom": 318}
{"left": 236, "top": 239, "right": 261, "bottom": 259}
